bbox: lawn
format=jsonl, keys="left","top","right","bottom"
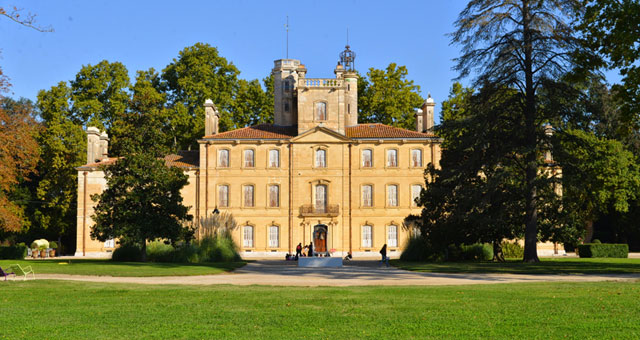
{"left": 0, "top": 259, "right": 246, "bottom": 277}
{"left": 393, "top": 257, "right": 640, "bottom": 274}
{"left": 1, "top": 280, "right": 639, "bottom": 339}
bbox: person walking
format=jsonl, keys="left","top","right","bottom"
{"left": 295, "top": 243, "right": 302, "bottom": 260}
{"left": 308, "top": 242, "right": 314, "bottom": 257}
{"left": 380, "top": 244, "right": 389, "bottom": 267}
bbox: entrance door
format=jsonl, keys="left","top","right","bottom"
{"left": 313, "top": 225, "right": 328, "bottom": 253}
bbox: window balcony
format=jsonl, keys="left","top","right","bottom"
{"left": 299, "top": 204, "right": 340, "bottom": 217}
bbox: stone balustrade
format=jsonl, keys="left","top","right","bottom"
{"left": 299, "top": 204, "right": 340, "bottom": 217}
{"left": 298, "top": 78, "right": 344, "bottom": 88}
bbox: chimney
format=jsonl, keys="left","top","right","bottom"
{"left": 415, "top": 109, "right": 423, "bottom": 132}
{"left": 99, "top": 131, "right": 109, "bottom": 160}
{"left": 204, "top": 99, "right": 219, "bottom": 136}
{"left": 422, "top": 94, "right": 435, "bottom": 133}
{"left": 86, "top": 127, "right": 101, "bottom": 164}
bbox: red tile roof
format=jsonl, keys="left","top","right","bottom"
{"left": 203, "top": 124, "right": 298, "bottom": 139}
{"left": 346, "top": 124, "right": 435, "bottom": 138}
{"left": 79, "top": 151, "right": 199, "bottom": 169}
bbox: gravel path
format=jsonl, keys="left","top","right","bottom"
{"left": 34, "top": 260, "right": 640, "bottom": 286}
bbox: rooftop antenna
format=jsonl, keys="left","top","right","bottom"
{"left": 340, "top": 28, "right": 356, "bottom": 71}
{"left": 285, "top": 16, "right": 289, "bottom": 59}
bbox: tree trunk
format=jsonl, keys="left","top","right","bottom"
{"left": 493, "top": 241, "right": 505, "bottom": 262}
{"left": 141, "top": 239, "right": 147, "bottom": 262}
{"left": 522, "top": 0, "right": 540, "bottom": 263}
{"left": 584, "top": 220, "right": 594, "bottom": 243}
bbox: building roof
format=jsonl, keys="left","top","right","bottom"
{"left": 202, "top": 124, "right": 298, "bottom": 139}
{"left": 202, "top": 123, "right": 435, "bottom": 140}
{"left": 345, "top": 124, "right": 435, "bottom": 139}
{"left": 78, "top": 151, "right": 200, "bottom": 170}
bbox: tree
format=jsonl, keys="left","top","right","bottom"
{"left": 0, "top": 91, "right": 40, "bottom": 232}
{"left": 34, "top": 82, "right": 86, "bottom": 245}
{"left": 161, "top": 43, "right": 240, "bottom": 149}
{"left": 0, "top": 6, "right": 53, "bottom": 32}
{"left": 451, "top": 0, "right": 582, "bottom": 262}
{"left": 579, "top": 0, "right": 640, "bottom": 131}
{"left": 91, "top": 71, "right": 193, "bottom": 261}
{"left": 70, "top": 60, "right": 131, "bottom": 133}
{"left": 358, "top": 63, "right": 424, "bottom": 130}
{"left": 229, "top": 78, "right": 273, "bottom": 128}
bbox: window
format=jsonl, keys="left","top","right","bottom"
{"left": 243, "top": 185, "right": 254, "bottom": 207}
{"left": 362, "top": 185, "right": 373, "bottom": 207}
{"left": 411, "top": 185, "right": 422, "bottom": 207}
{"left": 269, "top": 226, "right": 279, "bottom": 248}
{"left": 315, "top": 184, "right": 327, "bottom": 212}
{"left": 348, "top": 103, "right": 351, "bottom": 114}
{"left": 269, "top": 149, "right": 280, "bottom": 168}
{"left": 411, "top": 149, "right": 423, "bottom": 167}
{"left": 387, "top": 184, "right": 398, "bottom": 207}
{"left": 362, "top": 149, "right": 372, "bottom": 168}
{"left": 218, "top": 185, "right": 229, "bottom": 207}
{"left": 284, "top": 80, "right": 290, "bottom": 91}
{"left": 243, "top": 226, "right": 254, "bottom": 248}
{"left": 387, "top": 149, "right": 398, "bottom": 167}
{"left": 284, "top": 102, "right": 290, "bottom": 112}
{"left": 315, "top": 149, "right": 327, "bottom": 168}
{"left": 218, "top": 149, "right": 229, "bottom": 168}
{"left": 268, "top": 185, "right": 279, "bottom": 207}
{"left": 104, "top": 239, "right": 115, "bottom": 248}
{"left": 315, "top": 102, "right": 327, "bottom": 121}
{"left": 387, "top": 225, "right": 398, "bottom": 247}
{"left": 244, "top": 149, "right": 255, "bottom": 168}
{"left": 362, "top": 225, "right": 372, "bottom": 248}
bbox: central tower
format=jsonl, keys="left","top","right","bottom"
{"left": 271, "top": 45, "right": 359, "bottom": 135}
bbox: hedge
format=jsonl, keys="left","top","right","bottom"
{"left": 0, "top": 245, "right": 28, "bottom": 259}
{"left": 577, "top": 243, "right": 629, "bottom": 258}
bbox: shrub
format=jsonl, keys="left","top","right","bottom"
{"left": 447, "top": 243, "right": 493, "bottom": 261}
{"left": 400, "top": 236, "right": 440, "bottom": 261}
{"left": 111, "top": 243, "right": 143, "bottom": 262}
{"left": 0, "top": 245, "right": 28, "bottom": 259}
{"left": 501, "top": 241, "right": 524, "bottom": 259}
{"left": 592, "top": 239, "right": 602, "bottom": 244}
{"left": 49, "top": 241, "right": 58, "bottom": 249}
{"left": 146, "top": 240, "right": 175, "bottom": 262}
{"left": 577, "top": 243, "right": 628, "bottom": 258}
{"left": 197, "top": 235, "right": 241, "bottom": 262}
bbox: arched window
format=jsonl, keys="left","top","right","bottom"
{"left": 387, "top": 225, "right": 398, "bottom": 247}
{"left": 243, "top": 226, "right": 254, "bottom": 248}
{"left": 315, "top": 184, "right": 327, "bottom": 212}
{"left": 218, "top": 149, "right": 229, "bottom": 168}
{"left": 387, "top": 149, "right": 398, "bottom": 167}
{"left": 315, "top": 149, "right": 327, "bottom": 168}
{"left": 269, "top": 149, "right": 280, "bottom": 168}
{"left": 362, "top": 225, "right": 372, "bottom": 248}
{"left": 268, "top": 185, "right": 279, "bottom": 208}
{"left": 411, "top": 149, "right": 423, "bottom": 167}
{"left": 387, "top": 184, "right": 398, "bottom": 207}
{"left": 218, "top": 185, "right": 229, "bottom": 207}
{"left": 362, "top": 149, "right": 373, "bottom": 168}
{"left": 269, "top": 225, "right": 279, "bottom": 248}
{"left": 315, "top": 102, "right": 327, "bottom": 121}
{"left": 244, "top": 149, "right": 255, "bottom": 168}
{"left": 362, "top": 185, "right": 373, "bottom": 207}
{"left": 411, "top": 185, "right": 422, "bottom": 207}
{"left": 243, "top": 185, "right": 254, "bottom": 207}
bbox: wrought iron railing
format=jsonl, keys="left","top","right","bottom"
{"left": 299, "top": 204, "right": 340, "bottom": 217}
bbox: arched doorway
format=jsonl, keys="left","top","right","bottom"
{"left": 313, "top": 225, "right": 328, "bottom": 253}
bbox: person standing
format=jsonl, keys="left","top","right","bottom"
{"left": 295, "top": 243, "right": 302, "bottom": 260}
{"left": 380, "top": 244, "right": 389, "bottom": 267}
{"left": 308, "top": 242, "right": 314, "bottom": 257}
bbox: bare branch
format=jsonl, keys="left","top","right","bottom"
{"left": 0, "top": 6, "right": 54, "bottom": 32}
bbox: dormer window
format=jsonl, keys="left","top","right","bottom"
{"left": 315, "top": 102, "right": 327, "bottom": 121}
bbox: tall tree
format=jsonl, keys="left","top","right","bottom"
{"left": 34, "top": 82, "right": 86, "bottom": 245}
{"left": 452, "top": 0, "right": 581, "bottom": 262}
{"left": 0, "top": 78, "right": 40, "bottom": 232}
{"left": 91, "top": 71, "right": 193, "bottom": 261}
{"left": 161, "top": 43, "right": 240, "bottom": 149}
{"left": 70, "top": 60, "right": 131, "bottom": 132}
{"left": 358, "top": 63, "right": 424, "bottom": 130}
{"left": 579, "top": 0, "right": 640, "bottom": 132}
{"left": 229, "top": 78, "right": 273, "bottom": 128}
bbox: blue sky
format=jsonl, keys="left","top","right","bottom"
{"left": 1, "top": 0, "right": 621, "bottom": 123}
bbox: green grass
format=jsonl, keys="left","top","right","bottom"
{"left": 0, "top": 259, "right": 246, "bottom": 277}
{"left": 393, "top": 257, "right": 640, "bottom": 274}
{"left": 1, "top": 280, "right": 639, "bottom": 339}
